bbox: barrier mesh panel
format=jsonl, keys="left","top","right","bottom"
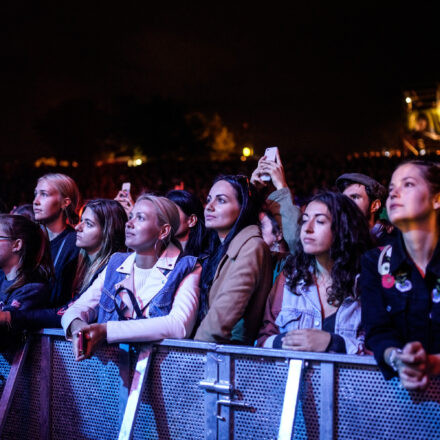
{"left": 3, "top": 339, "right": 42, "bottom": 439}
{"left": 336, "top": 363, "right": 440, "bottom": 440}
{"left": 0, "top": 351, "right": 13, "bottom": 396}
{"left": 50, "top": 338, "right": 123, "bottom": 440}
{"left": 230, "top": 356, "right": 321, "bottom": 440}
{"left": 132, "top": 347, "right": 206, "bottom": 440}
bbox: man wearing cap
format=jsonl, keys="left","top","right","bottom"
{"left": 336, "top": 173, "right": 395, "bottom": 245}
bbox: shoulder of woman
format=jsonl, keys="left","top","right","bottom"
{"left": 361, "top": 246, "right": 383, "bottom": 265}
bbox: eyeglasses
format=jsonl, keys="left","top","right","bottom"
{"left": 0, "top": 236, "right": 13, "bottom": 240}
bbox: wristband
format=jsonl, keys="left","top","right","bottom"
{"left": 388, "top": 348, "right": 403, "bottom": 372}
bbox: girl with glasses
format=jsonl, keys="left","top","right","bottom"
{"left": 0, "top": 214, "right": 53, "bottom": 346}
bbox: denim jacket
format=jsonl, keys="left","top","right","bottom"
{"left": 257, "top": 272, "right": 364, "bottom": 354}
{"left": 97, "top": 252, "right": 198, "bottom": 324}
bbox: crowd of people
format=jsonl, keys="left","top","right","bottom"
{"left": 0, "top": 153, "right": 439, "bottom": 393}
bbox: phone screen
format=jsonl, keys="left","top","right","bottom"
{"left": 265, "top": 146, "right": 278, "bottom": 162}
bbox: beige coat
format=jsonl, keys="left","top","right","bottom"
{"left": 194, "top": 225, "right": 272, "bottom": 345}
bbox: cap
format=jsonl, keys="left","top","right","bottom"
{"left": 336, "top": 173, "right": 387, "bottom": 202}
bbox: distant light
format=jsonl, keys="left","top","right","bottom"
{"left": 405, "top": 97, "right": 412, "bottom": 104}
{"left": 242, "top": 147, "right": 251, "bottom": 157}
{"left": 240, "top": 155, "right": 247, "bottom": 162}
{"left": 134, "top": 158, "right": 142, "bottom": 166}
{"left": 420, "top": 149, "right": 426, "bottom": 156}
{"left": 384, "top": 151, "right": 390, "bottom": 157}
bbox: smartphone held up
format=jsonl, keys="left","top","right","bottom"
{"left": 261, "top": 146, "right": 279, "bottom": 182}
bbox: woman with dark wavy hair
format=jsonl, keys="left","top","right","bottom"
{"left": 257, "top": 191, "right": 371, "bottom": 353}
{"left": 194, "top": 175, "right": 272, "bottom": 345}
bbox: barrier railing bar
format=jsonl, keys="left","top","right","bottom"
{"left": 118, "top": 345, "right": 153, "bottom": 440}
{"left": 35, "top": 332, "right": 377, "bottom": 367}
{"left": 0, "top": 341, "right": 30, "bottom": 436}
{"left": 278, "top": 359, "right": 304, "bottom": 440}
{"left": 118, "top": 344, "right": 131, "bottom": 426}
{"left": 214, "top": 344, "right": 377, "bottom": 366}
{"left": 40, "top": 335, "right": 52, "bottom": 440}
{"left": 320, "top": 362, "right": 335, "bottom": 440}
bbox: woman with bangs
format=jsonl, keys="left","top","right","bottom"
{"left": 62, "top": 194, "right": 201, "bottom": 360}
{"left": 257, "top": 191, "right": 371, "bottom": 354}
{"left": 361, "top": 160, "right": 440, "bottom": 390}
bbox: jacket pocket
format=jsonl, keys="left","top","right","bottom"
{"left": 99, "top": 287, "right": 116, "bottom": 313}
{"left": 275, "top": 309, "right": 314, "bottom": 332}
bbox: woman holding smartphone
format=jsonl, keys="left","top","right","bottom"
{"left": 61, "top": 194, "right": 201, "bottom": 360}
{"left": 193, "top": 175, "right": 272, "bottom": 345}
{"left": 361, "top": 160, "right": 440, "bottom": 390}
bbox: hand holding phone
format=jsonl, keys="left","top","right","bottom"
{"left": 122, "top": 182, "right": 131, "bottom": 194}
{"left": 115, "top": 182, "right": 134, "bottom": 215}
{"left": 76, "top": 330, "right": 88, "bottom": 358}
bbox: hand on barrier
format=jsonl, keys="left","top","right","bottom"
{"left": 282, "top": 329, "right": 331, "bottom": 352}
{"left": 387, "top": 342, "right": 429, "bottom": 391}
{"left": 72, "top": 322, "right": 107, "bottom": 361}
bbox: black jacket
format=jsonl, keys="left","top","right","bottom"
{"left": 360, "top": 232, "right": 440, "bottom": 379}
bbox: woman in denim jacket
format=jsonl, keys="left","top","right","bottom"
{"left": 257, "top": 191, "right": 371, "bottom": 354}
{"left": 62, "top": 195, "right": 201, "bottom": 361}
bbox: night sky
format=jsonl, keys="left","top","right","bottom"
{"left": 1, "top": 2, "right": 439, "bottom": 157}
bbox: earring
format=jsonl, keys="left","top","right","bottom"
{"left": 154, "top": 238, "right": 164, "bottom": 258}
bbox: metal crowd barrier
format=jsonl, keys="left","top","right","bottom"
{"left": 0, "top": 329, "right": 440, "bottom": 439}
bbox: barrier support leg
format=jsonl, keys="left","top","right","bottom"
{"left": 278, "top": 359, "right": 304, "bottom": 440}
{"left": 118, "top": 345, "right": 153, "bottom": 440}
{"left": 118, "top": 343, "right": 131, "bottom": 426}
{"left": 320, "top": 362, "right": 334, "bottom": 440}
{"left": 0, "top": 340, "right": 31, "bottom": 436}
{"left": 40, "top": 334, "right": 52, "bottom": 440}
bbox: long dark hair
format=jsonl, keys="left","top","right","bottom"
{"left": 284, "top": 191, "right": 371, "bottom": 305}
{"left": 199, "top": 175, "right": 259, "bottom": 319}
{"left": 166, "top": 190, "right": 208, "bottom": 257}
{"left": 72, "top": 199, "right": 127, "bottom": 295}
{"left": 0, "top": 214, "right": 54, "bottom": 292}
